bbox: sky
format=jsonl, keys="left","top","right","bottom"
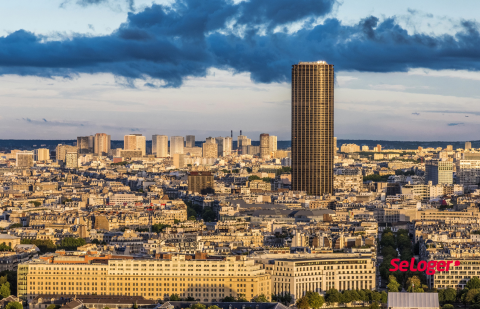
{"left": 1, "top": 0, "right": 480, "bottom": 141}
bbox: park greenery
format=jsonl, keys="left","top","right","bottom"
{"left": 0, "top": 244, "right": 12, "bottom": 251}
{"left": 276, "top": 290, "right": 386, "bottom": 307}
{"left": 0, "top": 272, "right": 16, "bottom": 298}
{"left": 110, "top": 161, "right": 129, "bottom": 166}
{"left": 380, "top": 228, "right": 428, "bottom": 292}
{"left": 186, "top": 201, "right": 216, "bottom": 222}
{"left": 21, "top": 237, "right": 86, "bottom": 253}
{"left": 5, "top": 302, "right": 22, "bottom": 309}
{"left": 275, "top": 166, "right": 291, "bottom": 175}
{"left": 136, "top": 223, "right": 171, "bottom": 233}
{"left": 434, "top": 277, "right": 480, "bottom": 307}
{"left": 271, "top": 293, "right": 292, "bottom": 305}
{"left": 28, "top": 201, "right": 42, "bottom": 207}
{"left": 363, "top": 174, "right": 390, "bottom": 182}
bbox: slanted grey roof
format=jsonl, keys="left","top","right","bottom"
{"left": 387, "top": 292, "right": 439, "bottom": 309}
{"left": 0, "top": 234, "right": 20, "bottom": 239}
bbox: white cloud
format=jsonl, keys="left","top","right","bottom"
{"left": 336, "top": 75, "right": 358, "bottom": 86}
{"left": 408, "top": 68, "right": 480, "bottom": 81}
{"left": 368, "top": 84, "right": 407, "bottom": 91}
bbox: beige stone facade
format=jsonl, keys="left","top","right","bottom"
{"left": 18, "top": 254, "right": 271, "bottom": 303}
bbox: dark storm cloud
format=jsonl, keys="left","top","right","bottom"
{"left": 2, "top": 0, "right": 480, "bottom": 87}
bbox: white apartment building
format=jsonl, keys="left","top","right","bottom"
{"left": 270, "top": 255, "right": 376, "bottom": 301}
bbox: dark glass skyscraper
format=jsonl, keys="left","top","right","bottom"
{"left": 292, "top": 61, "right": 334, "bottom": 196}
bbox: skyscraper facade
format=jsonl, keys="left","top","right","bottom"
{"left": 224, "top": 137, "right": 233, "bottom": 156}
{"left": 77, "top": 136, "right": 93, "bottom": 154}
{"left": 35, "top": 148, "right": 50, "bottom": 161}
{"left": 124, "top": 134, "right": 146, "bottom": 156}
{"left": 94, "top": 133, "right": 111, "bottom": 156}
{"left": 56, "top": 144, "right": 77, "bottom": 164}
{"left": 466, "top": 141, "right": 472, "bottom": 150}
{"left": 66, "top": 152, "right": 78, "bottom": 169}
{"left": 292, "top": 61, "right": 334, "bottom": 196}
{"left": 425, "top": 159, "right": 453, "bottom": 185}
{"left": 237, "top": 135, "right": 251, "bottom": 155}
{"left": 16, "top": 152, "right": 34, "bottom": 168}
{"left": 260, "top": 133, "right": 270, "bottom": 159}
{"left": 203, "top": 139, "right": 217, "bottom": 158}
{"left": 186, "top": 135, "right": 195, "bottom": 148}
{"left": 269, "top": 135, "right": 277, "bottom": 154}
{"left": 152, "top": 135, "right": 169, "bottom": 157}
{"left": 215, "top": 137, "right": 225, "bottom": 157}
{"left": 170, "top": 136, "right": 184, "bottom": 155}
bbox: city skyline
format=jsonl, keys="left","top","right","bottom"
{"left": 1, "top": 1, "right": 480, "bottom": 140}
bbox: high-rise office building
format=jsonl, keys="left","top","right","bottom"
{"left": 456, "top": 153, "right": 480, "bottom": 186}
{"left": 188, "top": 172, "right": 214, "bottom": 194}
{"left": 466, "top": 142, "right": 472, "bottom": 150}
{"left": 269, "top": 135, "right": 277, "bottom": 153}
{"left": 65, "top": 152, "right": 78, "bottom": 169}
{"left": 425, "top": 159, "right": 453, "bottom": 185}
{"left": 446, "top": 145, "right": 453, "bottom": 151}
{"left": 152, "top": 135, "right": 169, "bottom": 157}
{"left": 292, "top": 61, "right": 334, "bottom": 196}
{"left": 170, "top": 136, "right": 184, "bottom": 155}
{"left": 215, "top": 137, "right": 225, "bottom": 157}
{"left": 56, "top": 144, "right": 77, "bottom": 164}
{"left": 186, "top": 135, "right": 195, "bottom": 148}
{"left": 94, "top": 133, "right": 111, "bottom": 156}
{"left": 203, "top": 138, "right": 217, "bottom": 158}
{"left": 260, "top": 133, "right": 270, "bottom": 159}
{"left": 77, "top": 136, "right": 94, "bottom": 154}
{"left": 237, "top": 135, "right": 251, "bottom": 155}
{"left": 16, "top": 152, "right": 34, "bottom": 168}
{"left": 124, "top": 134, "right": 146, "bottom": 156}
{"left": 35, "top": 148, "right": 50, "bottom": 161}
{"left": 224, "top": 137, "right": 233, "bottom": 156}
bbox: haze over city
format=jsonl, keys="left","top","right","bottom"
{"left": 1, "top": 0, "right": 480, "bottom": 140}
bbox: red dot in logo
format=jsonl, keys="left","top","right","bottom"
{"left": 454, "top": 261, "right": 461, "bottom": 267}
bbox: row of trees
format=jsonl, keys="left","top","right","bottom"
{"left": 437, "top": 277, "right": 480, "bottom": 307}
{"left": 136, "top": 223, "right": 172, "bottom": 233}
{"left": 169, "top": 293, "right": 268, "bottom": 303}
{"left": 0, "top": 244, "right": 12, "bottom": 251}
{"left": 247, "top": 175, "right": 272, "bottom": 183}
{"left": 295, "top": 291, "right": 324, "bottom": 309}
{"left": 380, "top": 228, "right": 428, "bottom": 291}
{"left": 324, "top": 289, "right": 387, "bottom": 306}
{"left": 21, "top": 237, "right": 86, "bottom": 253}
{"left": 293, "top": 290, "right": 387, "bottom": 309}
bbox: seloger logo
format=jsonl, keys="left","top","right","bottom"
{"left": 389, "top": 258, "right": 461, "bottom": 275}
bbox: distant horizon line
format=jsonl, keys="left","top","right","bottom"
{"left": 0, "top": 138, "right": 478, "bottom": 143}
